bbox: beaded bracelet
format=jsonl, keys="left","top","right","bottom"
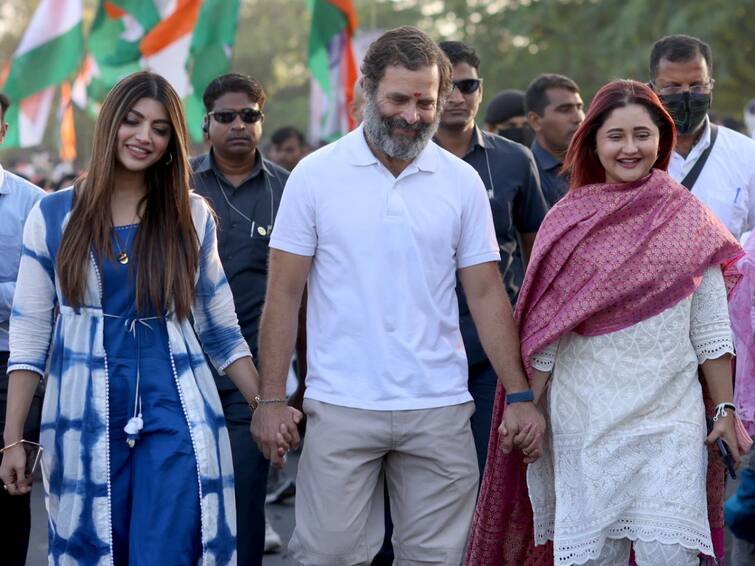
{"left": 248, "top": 395, "right": 288, "bottom": 412}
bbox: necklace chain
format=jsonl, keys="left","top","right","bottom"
{"left": 112, "top": 219, "right": 139, "bottom": 265}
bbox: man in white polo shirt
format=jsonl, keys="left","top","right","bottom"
{"left": 650, "top": 34, "right": 755, "bottom": 240}
{"left": 251, "top": 26, "right": 545, "bottom": 565}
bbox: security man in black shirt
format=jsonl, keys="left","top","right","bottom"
{"left": 435, "top": 41, "right": 548, "bottom": 474}
{"left": 191, "top": 73, "right": 290, "bottom": 565}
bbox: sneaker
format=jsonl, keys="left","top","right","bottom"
{"left": 264, "top": 512, "right": 282, "bottom": 554}
{"left": 265, "top": 477, "right": 296, "bottom": 504}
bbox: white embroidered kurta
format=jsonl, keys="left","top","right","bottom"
{"left": 527, "top": 266, "right": 734, "bottom": 566}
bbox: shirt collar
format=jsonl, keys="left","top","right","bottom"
{"left": 199, "top": 148, "right": 269, "bottom": 183}
{"left": 346, "top": 123, "right": 439, "bottom": 173}
{"left": 531, "top": 139, "right": 562, "bottom": 171}
{"left": 462, "top": 126, "right": 488, "bottom": 157}
{"left": 679, "top": 116, "right": 712, "bottom": 160}
{"left": 0, "top": 163, "right": 6, "bottom": 194}
{"left": 467, "top": 126, "right": 490, "bottom": 155}
{"left": 432, "top": 126, "right": 486, "bottom": 158}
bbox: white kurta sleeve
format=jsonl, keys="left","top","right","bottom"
{"left": 531, "top": 338, "right": 560, "bottom": 372}
{"left": 690, "top": 265, "right": 735, "bottom": 364}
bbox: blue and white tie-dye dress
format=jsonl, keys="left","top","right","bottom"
{"left": 9, "top": 188, "right": 249, "bottom": 565}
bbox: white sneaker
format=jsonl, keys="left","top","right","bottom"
{"left": 264, "top": 512, "right": 282, "bottom": 554}
{"left": 265, "top": 477, "right": 296, "bottom": 505}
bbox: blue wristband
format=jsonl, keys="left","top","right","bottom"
{"left": 506, "top": 389, "right": 534, "bottom": 405}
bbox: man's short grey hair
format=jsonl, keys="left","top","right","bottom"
{"left": 360, "top": 26, "right": 453, "bottom": 106}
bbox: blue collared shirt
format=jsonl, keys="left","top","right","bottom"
{"left": 531, "top": 139, "right": 570, "bottom": 207}
{"left": 0, "top": 165, "right": 45, "bottom": 351}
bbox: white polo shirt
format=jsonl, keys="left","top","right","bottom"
{"left": 668, "top": 118, "right": 755, "bottom": 240}
{"left": 270, "top": 125, "right": 500, "bottom": 410}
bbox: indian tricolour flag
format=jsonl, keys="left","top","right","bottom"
{"left": 1, "top": 0, "right": 84, "bottom": 148}
{"left": 86, "top": 0, "right": 241, "bottom": 142}
{"left": 308, "top": 0, "right": 358, "bottom": 144}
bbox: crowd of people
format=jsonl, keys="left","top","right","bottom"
{"left": 0, "top": 24, "right": 754, "bottom": 566}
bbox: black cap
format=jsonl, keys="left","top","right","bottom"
{"left": 484, "top": 89, "right": 525, "bottom": 124}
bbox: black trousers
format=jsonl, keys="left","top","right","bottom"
{"left": 219, "top": 388, "right": 270, "bottom": 566}
{"left": 0, "top": 352, "right": 43, "bottom": 566}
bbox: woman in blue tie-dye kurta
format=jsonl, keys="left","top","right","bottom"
{"left": 0, "top": 72, "right": 279, "bottom": 565}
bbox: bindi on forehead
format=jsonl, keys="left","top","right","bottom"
{"left": 413, "top": 92, "right": 423, "bottom": 98}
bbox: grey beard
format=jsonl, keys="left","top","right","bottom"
{"left": 362, "top": 96, "right": 440, "bottom": 161}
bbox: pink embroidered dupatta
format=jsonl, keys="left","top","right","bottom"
{"left": 465, "top": 169, "right": 742, "bottom": 565}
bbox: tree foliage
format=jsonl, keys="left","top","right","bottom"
{"left": 402, "top": 0, "right": 755, "bottom": 123}
{"left": 180, "top": 0, "right": 755, "bottom": 140}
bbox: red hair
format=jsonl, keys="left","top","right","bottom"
{"left": 562, "top": 79, "right": 676, "bottom": 190}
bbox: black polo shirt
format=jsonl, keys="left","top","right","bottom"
{"left": 441, "top": 127, "right": 547, "bottom": 366}
{"left": 531, "top": 139, "right": 569, "bottom": 207}
{"left": 191, "top": 150, "right": 288, "bottom": 389}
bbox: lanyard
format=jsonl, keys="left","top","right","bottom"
{"left": 214, "top": 169, "right": 277, "bottom": 237}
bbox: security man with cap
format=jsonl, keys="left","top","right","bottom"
{"left": 483, "top": 88, "right": 534, "bottom": 146}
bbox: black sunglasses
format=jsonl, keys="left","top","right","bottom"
{"left": 452, "top": 78, "right": 483, "bottom": 95}
{"left": 208, "top": 108, "right": 264, "bottom": 124}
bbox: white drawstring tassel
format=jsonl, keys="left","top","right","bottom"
{"left": 124, "top": 413, "right": 143, "bottom": 448}
{"left": 123, "top": 317, "right": 147, "bottom": 448}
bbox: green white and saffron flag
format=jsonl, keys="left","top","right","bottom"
{"left": 2, "top": 0, "right": 84, "bottom": 148}
{"left": 184, "top": 0, "right": 241, "bottom": 142}
{"left": 308, "top": 0, "right": 359, "bottom": 144}
{"left": 85, "top": 0, "right": 241, "bottom": 142}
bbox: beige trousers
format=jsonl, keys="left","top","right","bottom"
{"left": 288, "top": 400, "right": 479, "bottom": 566}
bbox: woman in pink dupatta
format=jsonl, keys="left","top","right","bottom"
{"left": 465, "top": 80, "right": 749, "bottom": 566}
{"left": 732, "top": 233, "right": 755, "bottom": 434}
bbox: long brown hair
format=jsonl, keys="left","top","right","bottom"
{"left": 57, "top": 71, "right": 198, "bottom": 320}
{"left": 562, "top": 79, "right": 676, "bottom": 190}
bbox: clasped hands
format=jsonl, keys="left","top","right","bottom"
{"left": 251, "top": 404, "right": 303, "bottom": 469}
{"left": 499, "top": 401, "right": 546, "bottom": 464}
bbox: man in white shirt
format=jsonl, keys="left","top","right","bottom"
{"left": 650, "top": 34, "right": 755, "bottom": 240}
{"left": 251, "top": 26, "right": 544, "bottom": 565}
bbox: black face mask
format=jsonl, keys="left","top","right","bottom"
{"left": 659, "top": 91, "right": 711, "bottom": 135}
{"left": 497, "top": 125, "right": 534, "bottom": 146}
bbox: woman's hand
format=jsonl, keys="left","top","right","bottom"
{"left": 502, "top": 368, "right": 551, "bottom": 464}
{"left": 275, "top": 407, "right": 304, "bottom": 453}
{"left": 512, "top": 422, "right": 543, "bottom": 464}
{"left": 0, "top": 444, "right": 32, "bottom": 496}
{"left": 250, "top": 406, "right": 303, "bottom": 469}
{"left": 706, "top": 413, "right": 742, "bottom": 470}
{"left": 499, "top": 402, "right": 546, "bottom": 464}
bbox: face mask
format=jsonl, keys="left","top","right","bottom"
{"left": 497, "top": 126, "right": 534, "bottom": 146}
{"left": 659, "top": 91, "right": 711, "bottom": 135}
